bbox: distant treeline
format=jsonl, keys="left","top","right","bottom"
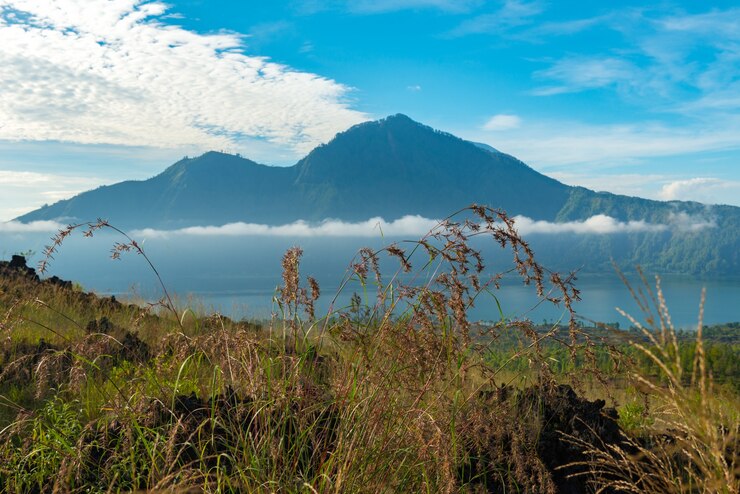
{"left": 484, "top": 322, "right": 740, "bottom": 391}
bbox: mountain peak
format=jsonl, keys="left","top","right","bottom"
{"left": 381, "top": 113, "right": 416, "bottom": 124}
{"left": 163, "top": 151, "right": 259, "bottom": 175}
{"left": 333, "top": 113, "right": 425, "bottom": 139}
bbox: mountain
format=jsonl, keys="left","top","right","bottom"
{"left": 292, "top": 114, "right": 569, "bottom": 221}
{"left": 19, "top": 115, "right": 569, "bottom": 226}
{"left": 16, "top": 114, "right": 740, "bottom": 276}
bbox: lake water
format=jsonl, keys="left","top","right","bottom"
{"left": 162, "top": 275, "right": 738, "bottom": 331}
{"left": 2, "top": 231, "right": 738, "bottom": 329}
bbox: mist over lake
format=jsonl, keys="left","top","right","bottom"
{"left": 3, "top": 229, "right": 736, "bottom": 329}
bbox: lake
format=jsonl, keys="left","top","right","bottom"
{"left": 2, "top": 231, "right": 738, "bottom": 329}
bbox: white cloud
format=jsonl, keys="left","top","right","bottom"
{"left": 543, "top": 172, "right": 740, "bottom": 208}
{"left": 513, "top": 214, "right": 665, "bottom": 235}
{"left": 482, "top": 114, "right": 521, "bottom": 131}
{"left": 515, "top": 213, "right": 714, "bottom": 235}
{"left": 659, "top": 177, "right": 718, "bottom": 200}
{"left": 658, "top": 177, "right": 740, "bottom": 204}
{"left": 0, "top": 0, "right": 368, "bottom": 154}
{"left": 132, "top": 216, "right": 441, "bottom": 239}
{"left": 407, "top": 85, "right": 422, "bottom": 92}
{"left": 0, "top": 219, "right": 64, "bottom": 232}
{"left": 128, "top": 213, "right": 714, "bottom": 239}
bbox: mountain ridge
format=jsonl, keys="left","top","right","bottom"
{"left": 18, "top": 114, "right": 576, "bottom": 226}
{"left": 15, "top": 114, "right": 740, "bottom": 275}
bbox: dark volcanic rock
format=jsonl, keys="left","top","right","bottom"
{"left": 45, "top": 275, "right": 72, "bottom": 289}
{"left": 0, "top": 338, "right": 60, "bottom": 386}
{"left": 463, "top": 384, "right": 623, "bottom": 494}
{"left": 517, "top": 384, "right": 621, "bottom": 493}
{"left": 85, "top": 317, "right": 150, "bottom": 363}
{"left": 0, "top": 255, "right": 73, "bottom": 290}
{"left": 0, "top": 255, "right": 39, "bottom": 281}
{"left": 86, "top": 316, "right": 115, "bottom": 334}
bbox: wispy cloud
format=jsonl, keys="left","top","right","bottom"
{"left": 532, "top": 57, "right": 639, "bottom": 95}
{"left": 482, "top": 114, "right": 521, "bottom": 131}
{"left": 0, "top": 170, "right": 102, "bottom": 188}
{"left": 0, "top": 169, "right": 107, "bottom": 221}
{"left": 530, "top": 6, "right": 740, "bottom": 114}
{"left": 659, "top": 8, "right": 740, "bottom": 40}
{"left": 0, "top": 219, "right": 64, "bottom": 233}
{"left": 447, "top": 0, "right": 544, "bottom": 37}
{"left": 347, "top": 0, "right": 481, "bottom": 14}
{"left": 666, "top": 211, "right": 716, "bottom": 232}
{"left": 128, "top": 213, "right": 714, "bottom": 239}
{"left": 0, "top": 0, "right": 368, "bottom": 154}
{"left": 298, "top": 0, "right": 482, "bottom": 15}
{"left": 547, "top": 172, "right": 667, "bottom": 197}
{"left": 247, "top": 20, "right": 294, "bottom": 42}
{"left": 465, "top": 116, "right": 740, "bottom": 170}
{"left": 525, "top": 16, "right": 608, "bottom": 37}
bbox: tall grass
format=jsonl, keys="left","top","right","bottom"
{"left": 565, "top": 271, "right": 739, "bottom": 493}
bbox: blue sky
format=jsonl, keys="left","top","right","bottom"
{"left": 1, "top": 0, "right": 739, "bottom": 221}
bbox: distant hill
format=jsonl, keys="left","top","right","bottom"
{"left": 16, "top": 114, "right": 740, "bottom": 276}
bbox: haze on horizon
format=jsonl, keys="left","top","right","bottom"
{"left": 1, "top": 0, "right": 740, "bottom": 222}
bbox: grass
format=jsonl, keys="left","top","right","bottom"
{"left": 0, "top": 206, "right": 737, "bottom": 493}
{"left": 564, "top": 275, "right": 739, "bottom": 493}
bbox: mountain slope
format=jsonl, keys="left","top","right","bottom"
{"left": 21, "top": 152, "right": 299, "bottom": 228}
{"left": 292, "top": 114, "right": 569, "bottom": 221}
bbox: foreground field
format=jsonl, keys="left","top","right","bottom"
{"left": 0, "top": 208, "right": 737, "bottom": 493}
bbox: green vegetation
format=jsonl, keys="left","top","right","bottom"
{"left": 0, "top": 207, "right": 737, "bottom": 493}
{"left": 483, "top": 322, "right": 740, "bottom": 392}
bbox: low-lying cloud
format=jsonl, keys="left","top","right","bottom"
{"left": 129, "top": 213, "right": 715, "bottom": 239}
{"left": 2, "top": 214, "right": 715, "bottom": 238}
{"left": 512, "top": 214, "right": 664, "bottom": 235}
{"left": 133, "top": 216, "right": 441, "bottom": 239}
{"left": 666, "top": 211, "right": 716, "bottom": 232}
